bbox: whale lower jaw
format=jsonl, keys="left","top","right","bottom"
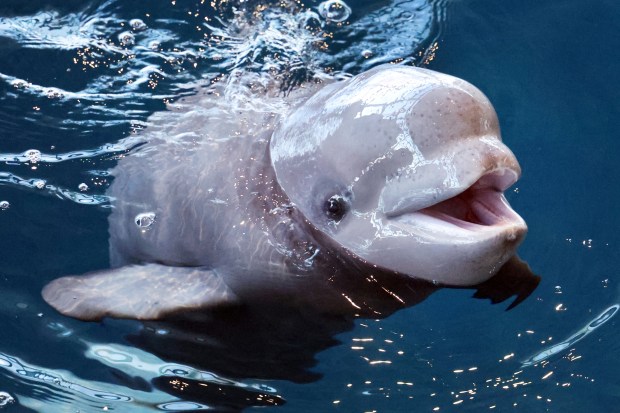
{"left": 359, "top": 170, "right": 527, "bottom": 286}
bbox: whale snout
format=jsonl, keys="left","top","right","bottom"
{"left": 503, "top": 223, "right": 527, "bottom": 245}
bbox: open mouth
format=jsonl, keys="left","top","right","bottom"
{"left": 386, "top": 169, "right": 526, "bottom": 235}
{"left": 418, "top": 171, "right": 524, "bottom": 231}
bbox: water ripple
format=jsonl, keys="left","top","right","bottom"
{"left": 521, "top": 304, "right": 619, "bottom": 367}
{"left": 0, "top": 136, "right": 144, "bottom": 164}
{"left": 0, "top": 171, "right": 111, "bottom": 205}
{"left": 0, "top": 352, "right": 131, "bottom": 403}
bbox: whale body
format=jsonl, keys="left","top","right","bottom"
{"left": 43, "top": 65, "right": 528, "bottom": 320}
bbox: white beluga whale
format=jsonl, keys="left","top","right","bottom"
{"left": 42, "top": 64, "right": 529, "bottom": 320}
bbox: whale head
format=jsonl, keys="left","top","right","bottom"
{"left": 270, "top": 65, "right": 527, "bottom": 286}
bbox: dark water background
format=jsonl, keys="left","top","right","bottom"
{"left": 0, "top": 0, "right": 618, "bottom": 411}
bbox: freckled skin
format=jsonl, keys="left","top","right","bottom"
{"left": 42, "top": 65, "right": 528, "bottom": 320}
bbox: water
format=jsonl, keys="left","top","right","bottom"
{"left": 0, "top": 0, "right": 618, "bottom": 411}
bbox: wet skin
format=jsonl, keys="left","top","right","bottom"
{"left": 42, "top": 65, "right": 530, "bottom": 321}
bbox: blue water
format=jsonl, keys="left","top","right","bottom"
{"left": 0, "top": 0, "right": 618, "bottom": 411}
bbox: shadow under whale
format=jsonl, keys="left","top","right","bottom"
{"left": 126, "top": 257, "right": 539, "bottom": 388}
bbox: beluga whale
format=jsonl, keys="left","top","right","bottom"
{"left": 42, "top": 62, "right": 533, "bottom": 321}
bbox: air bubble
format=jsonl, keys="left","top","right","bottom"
{"left": 46, "top": 88, "right": 64, "bottom": 99}
{"left": 318, "top": 0, "right": 352, "bottom": 23}
{"left": 11, "top": 80, "right": 28, "bottom": 89}
{"left": 135, "top": 212, "right": 156, "bottom": 228}
{"left": 0, "top": 201, "right": 9, "bottom": 210}
{"left": 0, "top": 392, "right": 15, "bottom": 407}
{"left": 299, "top": 11, "right": 322, "bottom": 31}
{"left": 361, "top": 49, "right": 373, "bottom": 58}
{"left": 25, "top": 149, "right": 41, "bottom": 163}
{"left": 129, "top": 19, "right": 147, "bottom": 31}
{"left": 118, "top": 31, "right": 135, "bottom": 47}
{"left": 148, "top": 40, "right": 161, "bottom": 51}
{"left": 78, "top": 183, "right": 89, "bottom": 191}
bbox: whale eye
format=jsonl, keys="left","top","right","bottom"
{"left": 324, "top": 195, "right": 348, "bottom": 221}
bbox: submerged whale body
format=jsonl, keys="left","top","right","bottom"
{"left": 43, "top": 65, "right": 533, "bottom": 320}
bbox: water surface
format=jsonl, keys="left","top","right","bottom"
{"left": 0, "top": 0, "right": 618, "bottom": 411}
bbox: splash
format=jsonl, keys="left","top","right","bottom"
{"left": 318, "top": 0, "right": 352, "bottom": 23}
{"left": 0, "top": 0, "right": 441, "bottom": 206}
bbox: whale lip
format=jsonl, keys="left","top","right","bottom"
{"left": 386, "top": 168, "right": 527, "bottom": 237}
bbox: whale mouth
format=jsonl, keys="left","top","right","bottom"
{"left": 418, "top": 171, "right": 524, "bottom": 231}
{"left": 388, "top": 169, "right": 526, "bottom": 235}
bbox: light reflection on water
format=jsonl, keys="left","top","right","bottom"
{"left": 0, "top": 340, "right": 284, "bottom": 411}
{"left": 0, "top": 351, "right": 132, "bottom": 408}
{"left": 521, "top": 304, "right": 619, "bottom": 367}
